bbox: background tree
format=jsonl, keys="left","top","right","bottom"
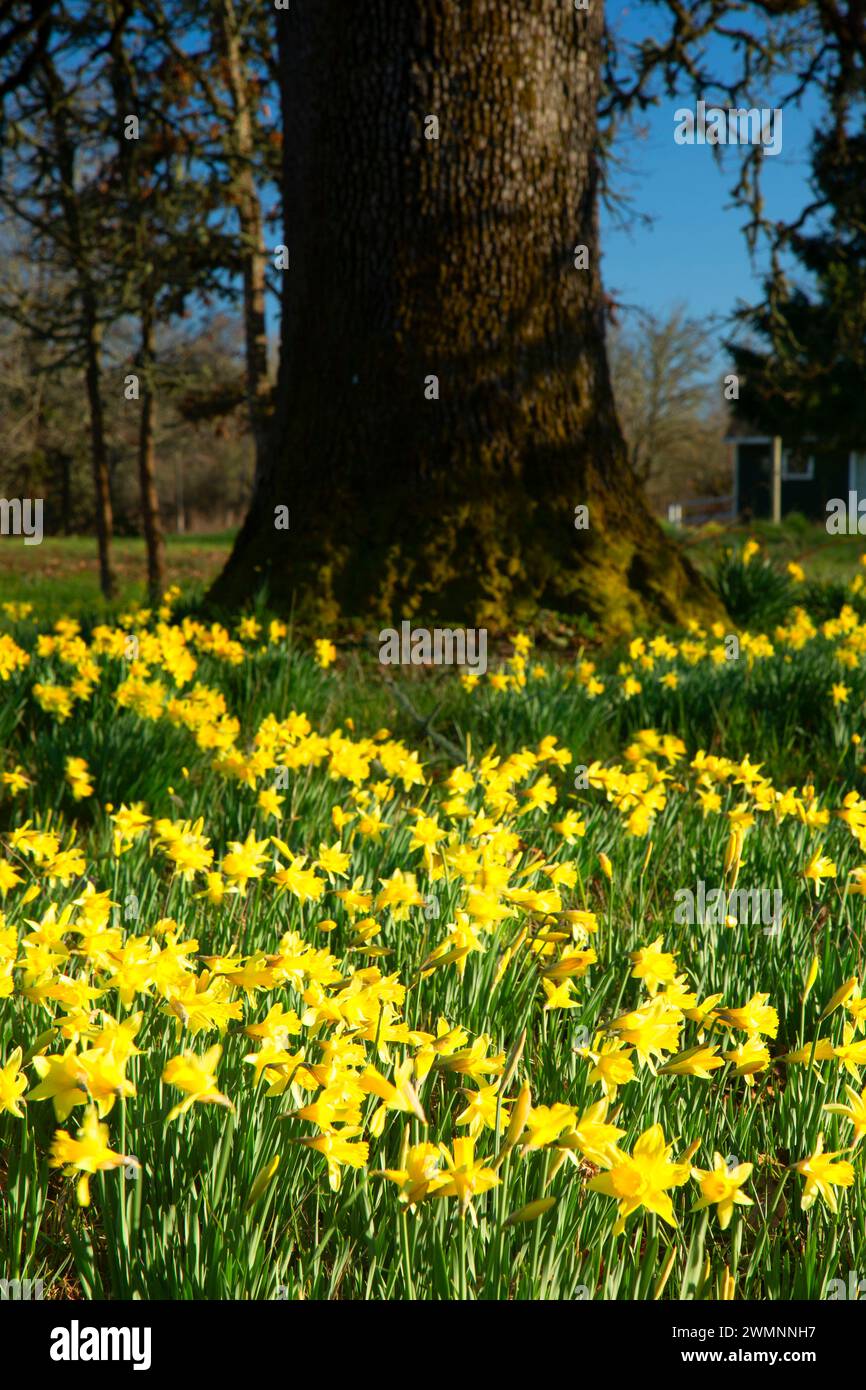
{"left": 0, "top": 0, "right": 53, "bottom": 111}
{"left": 606, "top": 1, "right": 866, "bottom": 451}
{"left": 210, "top": 0, "right": 275, "bottom": 487}
{"left": 0, "top": 0, "right": 268, "bottom": 593}
{"left": 101, "top": 0, "right": 241, "bottom": 601}
{"left": 0, "top": 243, "right": 84, "bottom": 531}
{"left": 0, "top": 251, "right": 253, "bottom": 539}
{"left": 727, "top": 126, "right": 866, "bottom": 447}
{"left": 145, "top": 0, "right": 281, "bottom": 491}
{"left": 32, "top": 41, "right": 119, "bottom": 597}
{"left": 609, "top": 305, "right": 730, "bottom": 507}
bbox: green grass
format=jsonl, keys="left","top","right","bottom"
{"left": 3, "top": 520, "right": 860, "bottom": 622}
{"left": 0, "top": 533, "right": 234, "bottom": 620}
{"left": 680, "top": 516, "right": 865, "bottom": 584}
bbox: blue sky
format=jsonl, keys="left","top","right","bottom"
{"left": 601, "top": 1, "right": 825, "bottom": 368}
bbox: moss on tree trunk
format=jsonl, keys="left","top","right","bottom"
{"left": 210, "top": 0, "right": 720, "bottom": 635}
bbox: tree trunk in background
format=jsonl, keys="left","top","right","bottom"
{"left": 210, "top": 0, "right": 718, "bottom": 633}
{"left": 44, "top": 55, "right": 115, "bottom": 597}
{"left": 216, "top": 0, "right": 271, "bottom": 488}
{"left": 83, "top": 312, "right": 116, "bottom": 599}
{"left": 56, "top": 451, "right": 72, "bottom": 532}
{"left": 137, "top": 301, "right": 166, "bottom": 605}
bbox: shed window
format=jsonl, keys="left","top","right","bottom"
{"left": 782, "top": 449, "right": 814, "bottom": 481}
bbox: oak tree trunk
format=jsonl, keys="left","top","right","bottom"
{"left": 211, "top": 0, "right": 718, "bottom": 634}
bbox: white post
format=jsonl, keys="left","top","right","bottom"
{"left": 771, "top": 436, "right": 782, "bottom": 524}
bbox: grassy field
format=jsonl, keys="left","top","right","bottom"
{"left": 1, "top": 526, "right": 866, "bottom": 1300}
{"left": 0, "top": 518, "right": 862, "bottom": 622}
{"left": 679, "top": 517, "right": 866, "bottom": 583}
{"left": 0, "top": 533, "right": 235, "bottom": 620}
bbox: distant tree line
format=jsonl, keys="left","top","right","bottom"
{"left": 0, "top": 301, "right": 255, "bottom": 535}
{"left": 0, "top": 0, "right": 280, "bottom": 601}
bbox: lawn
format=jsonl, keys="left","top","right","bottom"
{"left": 680, "top": 517, "right": 866, "bottom": 584}
{"left": 0, "top": 533, "right": 234, "bottom": 620}
{"left": 0, "top": 518, "right": 858, "bottom": 622}
{"left": 1, "top": 527, "right": 866, "bottom": 1300}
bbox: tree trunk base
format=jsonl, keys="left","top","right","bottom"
{"left": 208, "top": 479, "right": 722, "bottom": 637}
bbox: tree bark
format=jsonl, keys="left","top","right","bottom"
{"left": 210, "top": 0, "right": 718, "bottom": 634}
{"left": 137, "top": 300, "right": 166, "bottom": 605}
